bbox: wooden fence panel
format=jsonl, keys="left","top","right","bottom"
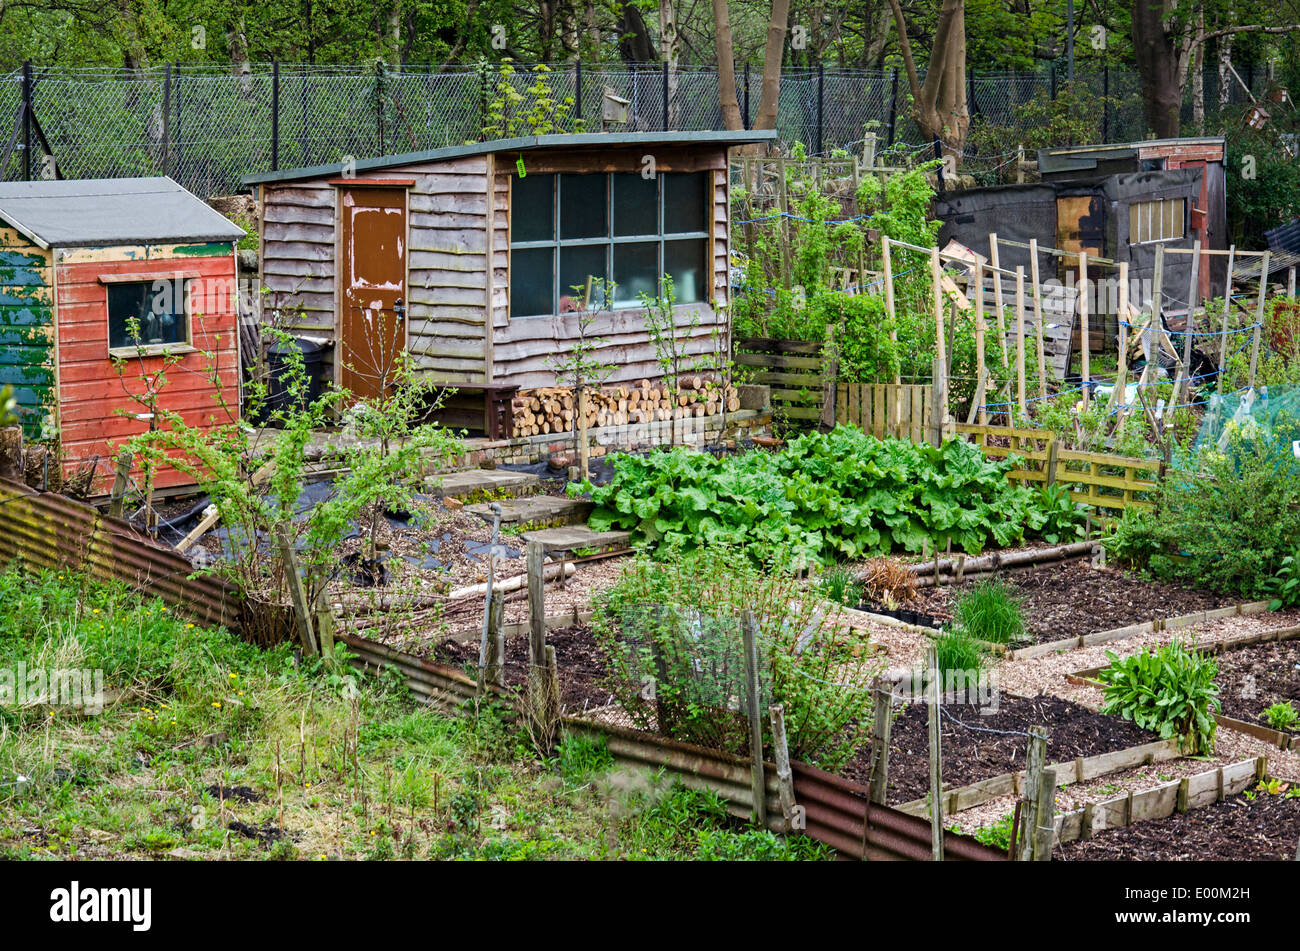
{"left": 833, "top": 383, "right": 932, "bottom": 440}
{"left": 734, "top": 337, "right": 825, "bottom": 422}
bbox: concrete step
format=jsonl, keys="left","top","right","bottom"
{"left": 428, "top": 468, "right": 540, "bottom": 500}
{"left": 465, "top": 494, "right": 593, "bottom": 530}
{"left": 519, "top": 525, "right": 633, "bottom": 554}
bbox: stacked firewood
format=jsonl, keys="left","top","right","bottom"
{"left": 509, "top": 377, "right": 742, "bottom": 438}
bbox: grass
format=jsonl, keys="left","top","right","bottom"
{"left": 952, "top": 580, "right": 1026, "bottom": 646}
{"left": 933, "top": 629, "right": 987, "bottom": 678}
{"left": 0, "top": 566, "right": 830, "bottom": 861}
{"left": 817, "top": 565, "right": 863, "bottom": 607}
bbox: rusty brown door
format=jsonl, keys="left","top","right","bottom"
{"left": 339, "top": 185, "right": 407, "bottom": 401}
{"left": 1056, "top": 194, "right": 1108, "bottom": 352}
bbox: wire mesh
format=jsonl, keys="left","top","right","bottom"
{"left": 0, "top": 62, "right": 1275, "bottom": 196}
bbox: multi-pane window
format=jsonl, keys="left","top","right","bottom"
{"left": 106, "top": 279, "right": 189, "bottom": 354}
{"left": 1128, "top": 198, "right": 1186, "bottom": 244}
{"left": 509, "top": 171, "right": 710, "bottom": 318}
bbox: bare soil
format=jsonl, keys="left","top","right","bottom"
{"left": 1056, "top": 788, "right": 1300, "bottom": 861}
{"left": 1213, "top": 638, "right": 1300, "bottom": 737}
{"left": 910, "top": 559, "right": 1229, "bottom": 644}
{"left": 838, "top": 693, "right": 1158, "bottom": 806}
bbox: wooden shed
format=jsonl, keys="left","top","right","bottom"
{"left": 243, "top": 131, "right": 774, "bottom": 431}
{"left": 0, "top": 177, "right": 246, "bottom": 494}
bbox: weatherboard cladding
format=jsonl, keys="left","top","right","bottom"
{"left": 0, "top": 178, "right": 246, "bottom": 249}
{"left": 0, "top": 226, "right": 55, "bottom": 439}
{"left": 259, "top": 134, "right": 739, "bottom": 388}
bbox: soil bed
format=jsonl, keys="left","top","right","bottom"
{"left": 909, "top": 559, "right": 1227, "bottom": 645}
{"left": 434, "top": 624, "right": 615, "bottom": 713}
{"left": 1056, "top": 788, "right": 1300, "bottom": 861}
{"left": 839, "top": 693, "right": 1158, "bottom": 805}
{"left": 1213, "top": 638, "right": 1300, "bottom": 737}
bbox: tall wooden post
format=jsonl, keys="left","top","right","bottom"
{"left": 477, "top": 503, "right": 502, "bottom": 697}
{"left": 1015, "top": 265, "right": 1027, "bottom": 416}
{"left": 108, "top": 450, "right": 133, "bottom": 519}
{"left": 1017, "top": 725, "right": 1048, "bottom": 861}
{"left": 882, "top": 236, "right": 900, "bottom": 384}
{"left": 741, "top": 610, "right": 768, "bottom": 829}
{"left": 926, "top": 643, "right": 944, "bottom": 861}
{"left": 989, "top": 234, "right": 1008, "bottom": 367}
{"left": 275, "top": 524, "right": 319, "bottom": 656}
{"left": 1219, "top": 246, "right": 1235, "bottom": 372}
{"left": 1029, "top": 238, "right": 1047, "bottom": 398}
{"left": 1079, "top": 251, "right": 1090, "bottom": 409}
{"left": 1180, "top": 238, "right": 1201, "bottom": 404}
{"left": 769, "top": 703, "right": 796, "bottom": 831}
{"left": 1251, "top": 251, "right": 1270, "bottom": 390}
{"left": 974, "top": 259, "right": 987, "bottom": 424}
{"left": 869, "top": 682, "right": 893, "bottom": 805}
{"left": 930, "top": 248, "right": 948, "bottom": 447}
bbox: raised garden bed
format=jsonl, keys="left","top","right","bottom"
{"left": 909, "top": 560, "right": 1229, "bottom": 647}
{"left": 838, "top": 693, "right": 1159, "bottom": 806}
{"left": 1056, "top": 787, "right": 1300, "bottom": 861}
{"left": 1214, "top": 637, "right": 1300, "bottom": 742}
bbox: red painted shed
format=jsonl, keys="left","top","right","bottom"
{"left": 0, "top": 178, "right": 246, "bottom": 496}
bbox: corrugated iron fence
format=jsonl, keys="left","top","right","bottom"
{"left": 342, "top": 631, "right": 1006, "bottom": 861}
{"left": 0, "top": 478, "right": 244, "bottom": 634}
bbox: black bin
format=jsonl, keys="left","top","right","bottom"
{"left": 265, "top": 337, "right": 329, "bottom": 418}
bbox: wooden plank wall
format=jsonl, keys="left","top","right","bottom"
{"left": 0, "top": 225, "right": 55, "bottom": 439}
{"left": 54, "top": 245, "right": 240, "bottom": 494}
{"left": 259, "top": 182, "right": 337, "bottom": 347}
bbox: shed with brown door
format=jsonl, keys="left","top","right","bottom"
{"left": 243, "top": 130, "right": 774, "bottom": 432}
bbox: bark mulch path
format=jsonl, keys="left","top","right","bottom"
{"left": 839, "top": 693, "right": 1158, "bottom": 806}
{"left": 1057, "top": 788, "right": 1300, "bottom": 861}
{"left": 1213, "top": 638, "right": 1300, "bottom": 737}
{"left": 910, "top": 560, "right": 1228, "bottom": 645}
{"left": 434, "top": 624, "right": 616, "bottom": 713}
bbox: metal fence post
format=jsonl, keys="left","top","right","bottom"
{"left": 743, "top": 62, "right": 750, "bottom": 130}
{"left": 21, "top": 60, "right": 32, "bottom": 181}
{"left": 886, "top": 66, "right": 899, "bottom": 147}
{"left": 661, "top": 59, "right": 669, "bottom": 131}
{"left": 478, "top": 60, "right": 489, "bottom": 141}
{"left": 271, "top": 60, "right": 280, "bottom": 172}
{"left": 574, "top": 60, "right": 582, "bottom": 126}
{"left": 1102, "top": 62, "right": 1110, "bottom": 142}
{"left": 816, "top": 62, "right": 824, "bottom": 154}
{"left": 375, "top": 60, "right": 386, "bottom": 154}
{"left": 161, "top": 63, "right": 171, "bottom": 177}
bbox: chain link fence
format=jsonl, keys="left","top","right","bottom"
{"left": 0, "top": 61, "right": 1278, "bottom": 196}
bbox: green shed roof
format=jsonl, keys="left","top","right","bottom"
{"left": 242, "top": 130, "right": 778, "bottom": 187}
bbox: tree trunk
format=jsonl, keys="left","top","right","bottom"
{"left": 659, "top": 0, "right": 680, "bottom": 127}
{"left": 713, "top": 0, "right": 744, "bottom": 130}
{"left": 1191, "top": 6, "right": 1205, "bottom": 126}
{"left": 753, "top": 0, "right": 792, "bottom": 131}
{"left": 886, "top": 0, "right": 968, "bottom": 158}
{"left": 386, "top": 0, "right": 402, "bottom": 64}
{"left": 1218, "top": 26, "right": 1235, "bottom": 109}
{"left": 1132, "top": 0, "right": 1182, "bottom": 138}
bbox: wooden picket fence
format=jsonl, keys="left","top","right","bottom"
{"left": 831, "top": 383, "right": 935, "bottom": 442}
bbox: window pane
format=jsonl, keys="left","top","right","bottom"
{"left": 612, "top": 242, "right": 660, "bottom": 307}
{"left": 559, "top": 245, "right": 608, "bottom": 310}
{"left": 108, "top": 281, "right": 184, "bottom": 349}
{"left": 560, "top": 173, "right": 608, "bottom": 239}
{"left": 664, "top": 172, "right": 708, "bottom": 234}
{"left": 511, "top": 173, "right": 554, "bottom": 242}
{"left": 613, "top": 173, "right": 658, "bottom": 236}
{"left": 511, "top": 247, "right": 554, "bottom": 317}
{"left": 665, "top": 239, "right": 707, "bottom": 304}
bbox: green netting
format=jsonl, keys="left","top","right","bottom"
{"left": 1186, "top": 385, "right": 1300, "bottom": 476}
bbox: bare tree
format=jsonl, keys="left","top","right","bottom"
{"left": 886, "top": 0, "right": 969, "bottom": 158}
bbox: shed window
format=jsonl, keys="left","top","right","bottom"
{"left": 106, "top": 279, "right": 190, "bottom": 354}
{"left": 1129, "top": 198, "right": 1186, "bottom": 244}
{"left": 510, "top": 171, "right": 710, "bottom": 317}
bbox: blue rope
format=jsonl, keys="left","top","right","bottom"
{"left": 1117, "top": 319, "right": 1262, "bottom": 337}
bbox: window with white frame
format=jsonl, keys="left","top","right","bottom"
{"left": 509, "top": 171, "right": 709, "bottom": 318}
{"left": 1128, "top": 198, "right": 1186, "bottom": 244}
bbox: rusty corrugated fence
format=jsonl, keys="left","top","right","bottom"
{"left": 0, "top": 478, "right": 244, "bottom": 634}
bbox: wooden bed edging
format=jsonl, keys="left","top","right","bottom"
{"left": 1052, "top": 757, "right": 1267, "bottom": 848}
{"left": 1004, "top": 600, "right": 1274, "bottom": 661}
{"left": 895, "top": 738, "right": 1181, "bottom": 818}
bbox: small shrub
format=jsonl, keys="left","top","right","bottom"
{"left": 1262, "top": 552, "right": 1300, "bottom": 611}
{"left": 1099, "top": 640, "right": 1221, "bottom": 754}
{"left": 1262, "top": 701, "right": 1298, "bottom": 733}
{"left": 952, "top": 580, "right": 1026, "bottom": 646}
{"left": 1103, "top": 506, "right": 1161, "bottom": 570}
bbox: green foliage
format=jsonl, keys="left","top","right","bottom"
{"left": 1262, "top": 552, "right": 1300, "bottom": 611}
{"left": 1031, "top": 484, "right": 1088, "bottom": 545}
{"left": 480, "top": 61, "right": 583, "bottom": 138}
{"left": 933, "top": 629, "right": 988, "bottom": 677}
{"left": 1103, "top": 506, "right": 1161, "bottom": 570}
{"left": 590, "top": 548, "right": 879, "bottom": 769}
{"left": 579, "top": 427, "right": 1067, "bottom": 568}
{"left": 1148, "top": 424, "right": 1300, "bottom": 598}
{"left": 952, "top": 580, "right": 1026, "bottom": 646}
{"left": 552, "top": 734, "right": 614, "bottom": 787}
{"left": 0, "top": 384, "right": 17, "bottom": 426}
{"left": 1099, "top": 640, "right": 1221, "bottom": 755}
{"left": 817, "top": 565, "right": 863, "bottom": 608}
{"left": 1263, "top": 702, "right": 1298, "bottom": 733}
{"left": 970, "top": 813, "right": 1015, "bottom": 852}
{"left": 1219, "top": 112, "right": 1300, "bottom": 249}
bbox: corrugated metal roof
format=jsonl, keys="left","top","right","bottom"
{"left": 243, "top": 129, "right": 779, "bottom": 186}
{"left": 0, "top": 177, "right": 247, "bottom": 249}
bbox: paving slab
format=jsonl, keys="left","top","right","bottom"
{"left": 465, "top": 494, "right": 592, "bottom": 528}
{"left": 519, "top": 525, "right": 633, "bottom": 553}
{"left": 427, "top": 468, "right": 540, "bottom": 499}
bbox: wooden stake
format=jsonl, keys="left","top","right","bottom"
{"left": 1015, "top": 265, "right": 1027, "bottom": 416}
{"left": 1180, "top": 238, "right": 1201, "bottom": 405}
{"left": 883, "top": 236, "right": 900, "bottom": 384}
{"left": 989, "top": 233, "right": 1008, "bottom": 367}
{"left": 526, "top": 539, "right": 545, "bottom": 666}
{"left": 974, "top": 259, "right": 987, "bottom": 424}
{"left": 1079, "top": 251, "right": 1090, "bottom": 409}
{"left": 274, "top": 524, "right": 318, "bottom": 656}
{"left": 926, "top": 643, "right": 943, "bottom": 861}
{"left": 1029, "top": 238, "right": 1047, "bottom": 398}
{"left": 1035, "top": 766, "right": 1057, "bottom": 860}
{"left": 577, "top": 387, "right": 590, "bottom": 480}
{"left": 1017, "top": 725, "right": 1047, "bottom": 861}
{"left": 108, "top": 450, "right": 132, "bottom": 519}
{"left": 1220, "top": 245, "right": 1235, "bottom": 372}
{"left": 477, "top": 503, "right": 502, "bottom": 697}
{"left": 1251, "top": 250, "right": 1269, "bottom": 390}
{"left": 741, "top": 610, "right": 768, "bottom": 829}
{"left": 768, "top": 703, "right": 796, "bottom": 831}
{"left": 869, "top": 682, "right": 893, "bottom": 805}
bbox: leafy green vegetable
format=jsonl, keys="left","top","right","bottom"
{"left": 1098, "top": 640, "right": 1221, "bottom": 755}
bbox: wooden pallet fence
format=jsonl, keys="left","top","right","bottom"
{"left": 1053, "top": 757, "right": 1266, "bottom": 847}
{"left": 896, "top": 738, "right": 1180, "bottom": 818}
{"left": 733, "top": 337, "right": 826, "bottom": 422}
{"left": 832, "top": 383, "right": 933, "bottom": 441}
